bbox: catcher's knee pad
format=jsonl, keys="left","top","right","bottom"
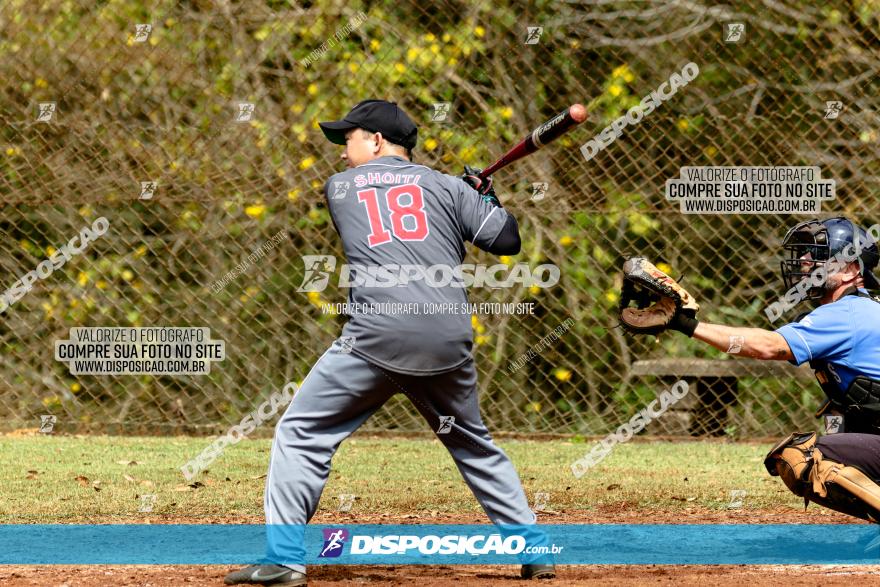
{"left": 765, "top": 431, "right": 880, "bottom": 523}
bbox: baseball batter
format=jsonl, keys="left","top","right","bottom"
{"left": 619, "top": 217, "right": 880, "bottom": 522}
{"left": 225, "top": 99, "right": 554, "bottom": 586}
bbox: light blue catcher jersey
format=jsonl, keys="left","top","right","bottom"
{"left": 776, "top": 289, "right": 880, "bottom": 392}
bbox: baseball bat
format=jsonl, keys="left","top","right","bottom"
{"left": 478, "top": 104, "right": 587, "bottom": 179}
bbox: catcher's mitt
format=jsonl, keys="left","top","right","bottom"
{"left": 619, "top": 257, "right": 700, "bottom": 335}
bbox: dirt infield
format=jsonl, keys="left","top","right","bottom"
{"left": 2, "top": 509, "right": 876, "bottom": 586}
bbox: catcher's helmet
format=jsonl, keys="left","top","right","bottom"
{"left": 780, "top": 217, "right": 880, "bottom": 300}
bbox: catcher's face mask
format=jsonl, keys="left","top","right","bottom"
{"left": 780, "top": 219, "right": 831, "bottom": 300}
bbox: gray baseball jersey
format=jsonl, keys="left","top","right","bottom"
{"left": 324, "top": 155, "right": 510, "bottom": 375}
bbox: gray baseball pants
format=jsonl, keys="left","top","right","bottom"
{"left": 263, "top": 339, "right": 541, "bottom": 572}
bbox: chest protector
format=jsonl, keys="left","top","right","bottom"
{"left": 805, "top": 288, "right": 880, "bottom": 433}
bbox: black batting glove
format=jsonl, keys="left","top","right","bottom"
{"left": 668, "top": 308, "right": 699, "bottom": 337}
{"left": 460, "top": 165, "right": 501, "bottom": 208}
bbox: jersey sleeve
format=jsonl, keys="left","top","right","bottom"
{"left": 448, "top": 174, "right": 510, "bottom": 251}
{"left": 775, "top": 300, "right": 854, "bottom": 365}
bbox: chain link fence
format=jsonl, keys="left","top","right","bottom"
{"left": 1, "top": 0, "right": 878, "bottom": 437}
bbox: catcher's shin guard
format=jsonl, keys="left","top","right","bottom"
{"left": 764, "top": 432, "right": 880, "bottom": 522}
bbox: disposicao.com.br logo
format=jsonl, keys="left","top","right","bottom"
{"left": 319, "top": 528, "right": 349, "bottom": 558}
{"left": 319, "top": 531, "right": 563, "bottom": 556}
{"left": 297, "top": 255, "right": 560, "bottom": 292}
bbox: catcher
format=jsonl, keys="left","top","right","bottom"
{"left": 619, "top": 217, "right": 880, "bottom": 522}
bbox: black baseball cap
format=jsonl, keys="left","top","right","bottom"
{"left": 319, "top": 99, "right": 418, "bottom": 150}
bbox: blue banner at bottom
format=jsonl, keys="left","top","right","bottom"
{"left": 1, "top": 524, "right": 879, "bottom": 565}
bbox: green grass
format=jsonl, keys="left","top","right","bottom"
{"left": 0, "top": 434, "right": 797, "bottom": 522}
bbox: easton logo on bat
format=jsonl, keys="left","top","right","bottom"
{"left": 531, "top": 112, "right": 568, "bottom": 147}
{"left": 530, "top": 106, "right": 585, "bottom": 148}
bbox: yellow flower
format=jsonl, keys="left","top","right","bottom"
{"left": 287, "top": 189, "right": 300, "bottom": 202}
{"left": 500, "top": 106, "right": 513, "bottom": 120}
{"left": 656, "top": 262, "right": 673, "bottom": 274}
{"left": 394, "top": 63, "right": 406, "bottom": 74}
{"left": 677, "top": 119, "right": 689, "bottom": 131}
{"left": 499, "top": 255, "right": 511, "bottom": 265}
{"left": 474, "top": 26, "right": 485, "bottom": 38}
{"left": 307, "top": 83, "right": 318, "bottom": 96}
{"left": 424, "top": 138, "right": 438, "bottom": 152}
{"left": 276, "top": 168, "right": 286, "bottom": 178}
{"left": 429, "top": 44, "right": 440, "bottom": 55}
{"left": 70, "top": 383, "right": 81, "bottom": 393}
{"left": 245, "top": 204, "right": 266, "bottom": 219}
{"left": 122, "top": 269, "right": 134, "bottom": 281}
{"left": 442, "top": 33, "right": 451, "bottom": 42}
{"left": 299, "top": 157, "right": 315, "bottom": 170}
{"left": 35, "top": 77, "right": 48, "bottom": 88}
{"left": 308, "top": 208, "right": 321, "bottom": 220}
{"left": 470, "top": 315, "right": 486, "bottom": 334}
{"left": 348, "top": 63, "right": 359, "bottom": 73}
{"left": 623, "top": 71, "right": 634, "bottom": 83}
{"left": 77, "top": 272, "right": 89, "bottom": 287}
{"left": 704, "top": 145, "right": 718, "bottom": 158}
{"left": 608, "top": 84, "right": 623, "bottom": 97}
{"left": 290, "top": 103, "right": 304, "bottom": 114}
{"left": 423, "top": 33, "right": 436, "bottom": 42}
{"left": 96, "top": 280, "right": 108, "bottom": 290}
{"left": 5, "top": 147, "right": 16, "bottom": 156}
{"left": 529, "top": 401, "right": 542, "bottom": 413}
{"left": 310, "top": 179, "right": 321, "bottom": 188}
{"left": 370, "top": 39, "right": 381, "bottom": 51}
{"left": 553, "top": 368, "right": 572, "bottom": 382}
{"left": 406, "top": 47, "right": 420, "bottom": 62}
{"left": 297, "top": 132, "right": 307, "bottom": 143}
{"left": 612, "top": 65, "right": 627, "bottom": 77}
{"left": 604, "top": 290, "right": 619, "bottom": 303}
{"left": 149, "top": 36, "right": 158, "bottom": 46}
{"left": 307, "top": 291, "right": 321, "bottom": 304}
{"left": 46, "top": 246, "right": 56, "bottom": 256}
{"left": 459, "top": 145, "right": 477, "bottom": 162}
{"left": 559, "top": 235, "right": 574, "bottom": 246}
{"left": 134, "top": 245, "right": 148, "bottom": 258}
{"left": 447, "top": 57, "right": 457, "bottom": 66}
{"left": 475, "top": 335, "right": 488, "bottom": 345}
{"left": 529, "top": 285, "right": 540, "bottom": 295}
